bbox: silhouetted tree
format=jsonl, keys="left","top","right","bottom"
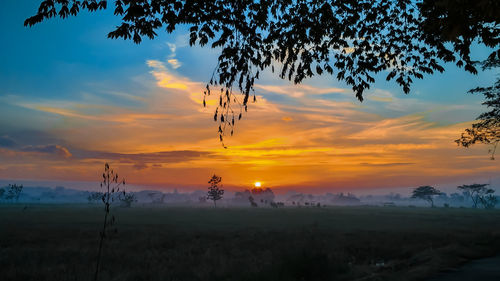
{"left": 333, "top": 192, "right": 361, "bottom": 205}
{"left": 24, "top": 0, "right": 499, "bottom": 142}
{"left": 481, "top": 194, "right": 498, "bottom": 209}
{"left": 387, "top": 192, "right": 402, "bottom": 201}
{"left": 119, "top": 193, "right": 137, "bottom": 207}
{"left": 94, "top": 163, "right": 126, "bottom": 281}
{"left": 148, "top": 192, "right": 157, "bottom": 203}
{"left": 456, "top": 58, "right": 499, "bottom": 160}
{"left": 458, "top": 183, "right": 496, "bottom": 208}
{"left": 87, "top": 191, "right": 104, "bottom": 203}
{"left": 411, "top": 185, "right": 442, "bottom": 207}
{"left": 248, "top": 196, "right": 258, "bottom": 207}
{"left": 251, "top": 187, "right": 275, "bottom": 203}
{"left": 4, "top": 184, "right": 23, "bottom": 202}
{"left": 449, "top": 193, "right": 465, "bottom": 204}
{"left": 0, "top": 188, "right": 4, "bottom": 200}
{"left": 207, "top": 174, "right": 224, "bottom": 207}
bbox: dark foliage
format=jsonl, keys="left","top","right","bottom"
{"left": 207, "top": 174, "right": 224, "bottom": 207}
{"left": 456, "top": 58, "right": 500, "bottom": 159}
{"left": 24, "top": 0, "right": 500, "bottom": 143}
{"left": 411, "top": 185, "right": 442, "bottom": 207}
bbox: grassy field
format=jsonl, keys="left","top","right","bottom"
{"left": 1, "top": 205, "right": 500, "bottom": 281}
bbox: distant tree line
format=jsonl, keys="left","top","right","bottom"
{"left": 87, "top": 191, "right": 137, "bottom": 207}
{"left": 0, "top": 184, "right": 23, "bottom": 202}
{"left": 411, "top": 183, "right": 498, "bottom": 209}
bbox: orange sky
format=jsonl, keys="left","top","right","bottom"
{"left": 1, "top": 58, "right": 498, "bottom": 193}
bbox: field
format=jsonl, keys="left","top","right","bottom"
{"left": 1, "top": 205, "right": 500, "bottom": 281}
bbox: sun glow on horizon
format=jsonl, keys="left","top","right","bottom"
{"left": 254, "top": 182, "right": 261, "bottom": 188}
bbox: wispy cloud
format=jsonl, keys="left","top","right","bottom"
{"left": 147, "top": 60, "right": 191, "bottom": 90}
{"left": 167, "top": 58, "right": 181, "bottom": 69}
{"left": 255, "top": 83, "right": 346, "bottom": 98}
{"left": 166, "top": 42, "right": 182, "bottom": 69}
{"left": 1, "top": 55, "right": 496, "bottom": 191}
{"left": 21, "top": 144, "right": 72, "bottom": 158}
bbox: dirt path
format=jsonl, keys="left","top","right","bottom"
{"left": 428, "top": 255, "right": 500, "bottom": 281}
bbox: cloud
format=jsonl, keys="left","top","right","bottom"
{"left": 165, "top": 42, "right": 183, "bottom": 69}
{"left": 167, "top": 42, "right": 176, "bottom": 54}
{"left": 359, "top": 162, "right": 415, "bottom": 167}
{"left": 2, "top": 51, "right": 495, "bottom": 191}
{"left": 103, "top": 91, "right": 147, "bottom": 103}
{"left": 147, "top": 60, "right": 192, "bottom": 90}
{"left": 347, "top": 114, "right": 432, "bottom": 141}
{"left": 368, "top": 95, "right": 393, "bottom": 103}
{"left": 0, "top": 135, "right": 16, "bottom": 147}
{"left": 21, "top": 144, "right": 72, "bottom": 158}
{"left": 76, "top": 149, "right": 216, "bottom": 165}
{"left": 15, "top": 102, "right": 177, "bottom": 123}
{"left": 133, "top": 162, "right": 148, "bottom": 170}
{"left": 167, "top": 58, "right": 182, "bottom": 69}
{"left": 255, "top": 83, "right": 347, "bottom": 98}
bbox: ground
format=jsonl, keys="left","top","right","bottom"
{"left": 1, "top": 204, "right": 500, "bottom": 281}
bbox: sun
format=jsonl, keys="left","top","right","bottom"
{"left": 254, "top": 182, "right": 261, "bottom": 188}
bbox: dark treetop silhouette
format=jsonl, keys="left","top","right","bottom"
{"left": 411, "top": 185, "right": 443, "bottom": 207}
{"left": 207, "top": 174, "right": 224, "bottom": 207}
{"left": 24, "top": 0, "right": 499, "bottom": 143}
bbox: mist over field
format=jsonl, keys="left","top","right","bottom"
{"left": 3, "top": 182, "right": 500, "bottom": 209}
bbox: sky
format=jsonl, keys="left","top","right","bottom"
{"left": 0, "top": 1, "right": 499, "bottom": 194}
